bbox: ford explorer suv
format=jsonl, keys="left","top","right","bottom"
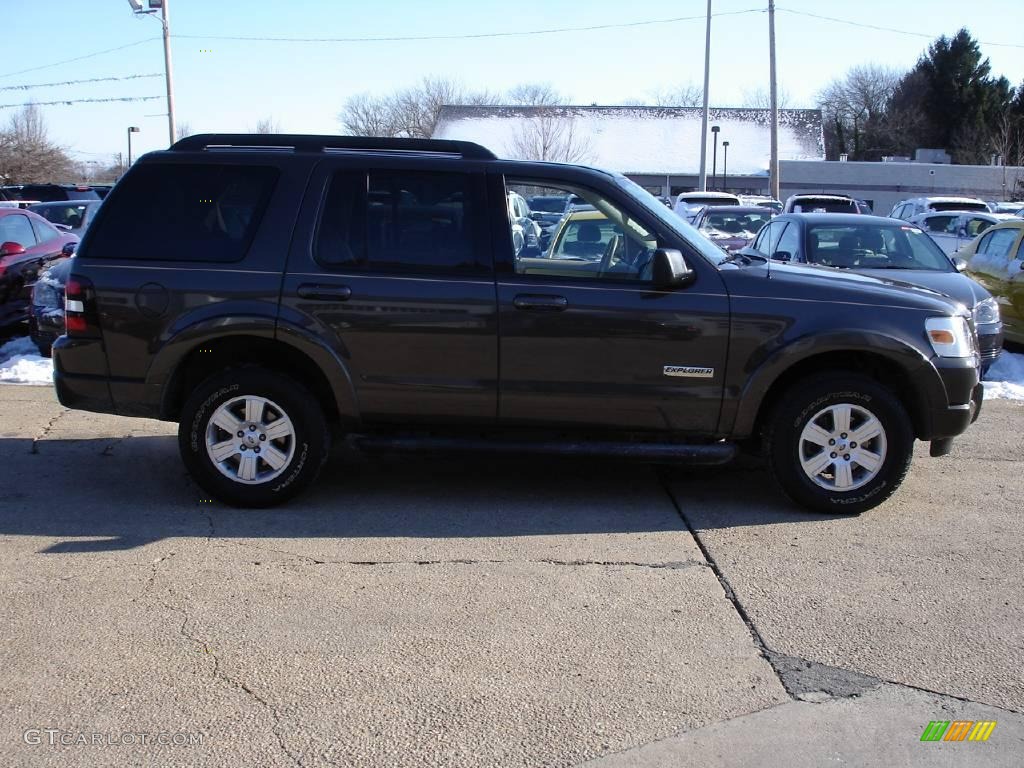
{"left": 53, "top": 135, "right": 983, "bottom": 513}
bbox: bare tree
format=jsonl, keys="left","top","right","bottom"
{"left": 741, "top": 85, "right": 793, "bottom": 109}
{"left": 507, "top": 111, "right": 592, "bottom": 163}
{"left": 506, "top": 83, "right": 563, "bottom": 107}
{"left": 0, "top": 103, "right": 74, "bottom": 183}
{"left": 650, "top": 83, "right": 704, "bottom": 107}
{"left": 339, "top": 92, "right": 403, "bottom": 137}
{"left": 254, "top": 116, "right": 281, "bottom": 134}
{"left": 175, "top": 121, "right": 193, "bottom": 141}
{"left": 818, "top": 65, "right": 902, "bottom": 159}
{"left": 339, "top": 77, "right": 498, "bottom": 138}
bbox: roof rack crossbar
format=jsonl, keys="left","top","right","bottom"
{"left": 170, "top": 134, "right": 497, "bottom": 160}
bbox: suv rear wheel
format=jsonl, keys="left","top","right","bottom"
{"left": 178, "top": 367, "right": 330, "bottom": 507}
{"left": 764, "top": 373, "right": 913, "bottom": 514}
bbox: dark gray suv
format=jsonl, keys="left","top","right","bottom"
{"left": 53, "top": 135, "right": 983, "bottom": 512}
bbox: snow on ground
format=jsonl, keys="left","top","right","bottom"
{"left": 983, "top": 350, "right": 1024, "bottom": 401}
{"left": 0, "top": 335, "right": 53, "bottom": 386}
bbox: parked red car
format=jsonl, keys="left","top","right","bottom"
{"left": 0, "top": 207, "right": 78, "bottom": 328}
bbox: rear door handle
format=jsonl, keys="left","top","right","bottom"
{"left": 297, "top": 283, "right": 352, "bottom": 301}
{"left": 513, "top": 294, "right": 568, "bottom": 311}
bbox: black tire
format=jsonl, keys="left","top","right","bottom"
{"left": 764, "top": 373, "right": 914, "bottom": 514}
{"left": 178, "top": 367, "right": 330, "bottom": 508}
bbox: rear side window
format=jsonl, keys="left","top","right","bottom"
{"left": 316, "top": 169, "right": 485, "bottom": 275}
{"left": 29, "top": 216, "right": 60, "bottom": 244}
{"left": 86, "top": 163, "right": 278, "bottom": 262}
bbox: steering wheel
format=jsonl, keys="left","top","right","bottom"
{"left": 598, "top": 234, "right": 622, "bottom": 275}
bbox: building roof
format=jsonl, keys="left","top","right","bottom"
{"left": 433, "top": 105, "right": 824, "bottom": 176}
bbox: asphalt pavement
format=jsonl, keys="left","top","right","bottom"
{"left": 0, "top": 384, "right": 1021, "bottom": 767}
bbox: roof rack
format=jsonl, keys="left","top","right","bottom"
{"left": 170, "top": 134, "right": 497, "bottom": 160}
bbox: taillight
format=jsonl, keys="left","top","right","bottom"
{"left": 64, "top": 275, "right": 100, "bottom": 337}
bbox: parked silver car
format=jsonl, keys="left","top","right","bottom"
{"left": 908, "top": 210, "right": 1004, "bottom": 256}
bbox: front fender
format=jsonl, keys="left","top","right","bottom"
{"left": 726, "top": 330, "right": 932, "bottom": 438}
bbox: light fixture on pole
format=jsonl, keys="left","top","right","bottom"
{"left": 711, "top": 126, "right": 720, "bottom": 191}
{"left": 722, "top": 141, "right": 729, "bottom": 191}
{"left": 127, "top": 0, "right": 176, "bottom": 146}
{"left": 127, "top": 126, "right": 140, "bottom": 167}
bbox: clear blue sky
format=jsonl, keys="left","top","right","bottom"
{"left": 2, "top": 0, "right": 1022, "bottom": 164}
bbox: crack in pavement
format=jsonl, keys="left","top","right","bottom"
{"left": 139, "top": 548, "right": 305, "bottom": 766}
{"left": 657, "top": 470, "right": 1024, "bottom": 715}
{"left": 29, "top": 408, "right": 67, "bottom": 454}
{"left": 214, "top": 541, "right": 708, "bottom": 571}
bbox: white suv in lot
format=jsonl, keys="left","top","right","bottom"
{"left": 890, "top": 196, "right": 989, "bottom": 220}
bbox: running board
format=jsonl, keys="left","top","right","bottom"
{"left": 352, "top": 436, "right": 738, "bottom": 465}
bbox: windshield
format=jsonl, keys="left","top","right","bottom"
{"left": 703, "top": 211, "right": 772, "bottom": 235}
{"left": 930, "top": 201, "right": 987, "bottom": 212}
{"left": 36, "top": 203, "right": 88, "bottom": 228}
{"left": 806, "top": 223, "right": 954, "bottom": 271}
{"left": 529, "top": 196, "right": 567, "bottom": 213}
{"left": 616, "top": 175, "right": 733, "bottom": 265}
{"left": 791, "top": 197, "right": 857, "bottom": 213}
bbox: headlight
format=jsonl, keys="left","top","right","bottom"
{"left": 925, "top": 316, "right": 974, "bottom": 358}
{"left": 973, "top": 297, "right": 1000, "bottom": 326}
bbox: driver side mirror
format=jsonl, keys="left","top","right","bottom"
{"left": 0, "top": 240, "right": 26, "bottom": 257}
{"left": 652, "top": 248, "right": 695, "bottom": 289}
{"left": 61, "top": 242, "right": 77, "bottom": 257}
{"left": 772, "top": 250, "right": 793, "bottom": 262}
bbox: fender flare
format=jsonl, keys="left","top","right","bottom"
{"left": 727, "top": 330, "right": 934, "bottom": 438}
{"left": 147, "top": 315, "right": 359, "bottom": 423}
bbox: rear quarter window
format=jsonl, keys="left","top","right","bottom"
{"left": 84, "top": 163, "right": 279, "bottom": 262}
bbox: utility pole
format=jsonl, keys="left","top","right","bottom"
{"left": 768, "top": 0, "right": 779, "bottom": 200}
{"left": 698, "top": 0, "right": 712, "bottom": 192}
{"left": 160, "top": 0, "right": 177, "bottom": 145}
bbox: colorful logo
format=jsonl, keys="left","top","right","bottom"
{"left": 920, "top": 721, "right": 997, "bottom": 742}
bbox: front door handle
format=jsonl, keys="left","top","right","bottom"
{"left": 297, "top": 283, "right": 352, "bottom": 301}
{"left": 513, "top": 294, "right": 568, "bottom": 311}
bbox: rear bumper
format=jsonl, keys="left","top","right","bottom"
{"left": 52, "top": 336, "right": 115, "bottom": 414}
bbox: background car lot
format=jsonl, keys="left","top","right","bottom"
{"left": 0, "top": 382, "right": 1022, "bottom": 767}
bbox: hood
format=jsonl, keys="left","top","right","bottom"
{"left": 853, "top": 268, "right": 989, "bottom": 311}
{"left": 726, "top": 260, "right": 967, "bottom": 315}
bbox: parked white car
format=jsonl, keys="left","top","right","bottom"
{"left": 672, "top": 191, "right": 740, "bottom": 223}
{"left": 889, "top": 196, "right": 989, "bottom": 220}
{"left": 908, "top": 211, "right": 1009, "bottom": 256}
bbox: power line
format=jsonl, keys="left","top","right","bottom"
{"left": 171, "top": 8, "right": 766, "bottom": 43}
{"left": 777, "top": 8, "right": 1024, "bottom": 50}
{"left": 0, "top": 38, "right": 160, "bottom": 80}
{"left": 0, "top": 95, "right": 163, "bottom": 110}
{"left": 0, "top": 73, "right": 162, "bottom": 93}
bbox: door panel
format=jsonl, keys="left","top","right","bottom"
{"left": 280, "top": 160, "right": 498, "bottom": 425}
{"left": 497, "top": 279, "right": 729, "bottom": 433}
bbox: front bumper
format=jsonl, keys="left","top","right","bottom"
{"left": 919, "top": 356, "right": 983, "bottom": 441}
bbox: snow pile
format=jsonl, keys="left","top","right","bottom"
{"left": 0, "top": 336, "right": 53, "bottom": 386}
{"left": 983, "top": 350, "right": 1024, "bottom": 401}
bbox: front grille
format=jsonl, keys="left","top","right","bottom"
{"left": 980, "top": 346, "right": 1001, "bottom": 361}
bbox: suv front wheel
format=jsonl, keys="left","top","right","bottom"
{"left": 178, "top": 367, "right": 330, "bottom": 507}
{"left": 765, "top": 374, "right": 914, "bottom": 514}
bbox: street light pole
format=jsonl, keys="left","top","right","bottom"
{"left": 722, "top": 141, "right": 729, "bottom": 191}
{"left": 128, "top": 0, "right": 176, "bottom": 146}
{"left": 711, "top": 126, "right": 720, "bottom": 191}
{"left": 127, "top": 126, "right": 140, "bottom": 166}
{"left": 697, "top": 0, "right": 713, "bottom": 192}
